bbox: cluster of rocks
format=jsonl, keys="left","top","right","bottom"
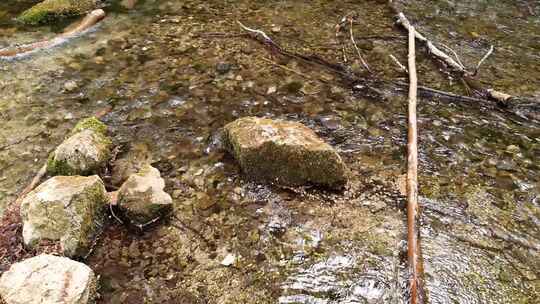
{"left": 0, "top": 116, "right": 348, "bottom": 303}
{"left": 1, "top": 117, "right": 172, "bottom": 304}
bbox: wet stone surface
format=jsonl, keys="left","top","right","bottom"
{"left": 224, "top": 116, "right": 348, "bottom": 189}
{"left": 117, "top": 164, "right": 172, "bottom": 227}
{"left": 0, "top": 254, "right": 97, "bottom": 304}
{"left": 0, "top": 0, "right": 539, "bottom": 303}
{"left": 20, "top": 175, "right": 108, "bottom": 257}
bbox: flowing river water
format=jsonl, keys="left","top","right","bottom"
{"left": 0, "top": 0, "right": 539, "bottom": 303}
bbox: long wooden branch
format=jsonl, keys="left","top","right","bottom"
{"left": 406, "top": 25, "right": 425, "bottom": 304}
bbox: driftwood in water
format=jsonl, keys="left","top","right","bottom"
{"left": 0, "top": 9, "right": 106, "bottom": 59}
{"left": 235, "top": 19, "right": 537, "bottom": 119}
{"left": 389, "top": 6, "right": 514, "bottom": 105}
{"left": 405, "top": 25, "right": 425, "bottom": 304}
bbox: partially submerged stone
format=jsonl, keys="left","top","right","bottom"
{"left": 224, "top": 117, "right": 348, "bottom": 188}
{"left": 20, "top": 175, "right": 108, "bottom": 257}
{"left": 17, "top": 0, "right": 99, "bottom": 25}
{"left": 111, "top": 142, "right": 153, "bottom": 187}
{"left": 47, "top": 117, "right": 112, "bottom": 176}
{"left": 117, "top": 164, "right": 172, "bottom": 227}
{"left": 0, "top": 254, "right": 96, "bottom": 304}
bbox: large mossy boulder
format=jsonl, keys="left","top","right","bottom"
{"left": 18, "top": 0, "right": 99, "bottom": 25}
{"left": 224, "top": 117, "right": 348, "bottom": 188}
{"left": 0, "top": 254, "right": 96, "bottom": 304}
{"left": 47, "top": 117, "right": 112, "bottom": 176}
{"left": 117, "top": 164, "right": 172, "bottom": 227}
{"left": 20, "top": 175, "right": 108, "bottom": 257}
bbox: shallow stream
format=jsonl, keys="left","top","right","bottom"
{"left": 0, "top": 0, "right": 539, "bottom": 303}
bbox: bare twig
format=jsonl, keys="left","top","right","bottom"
{"left": 109, "top": 203, "right": 123, "bottom": 224}
{"left": 406, "top": 25, "right": 424, "bottom": 304}
{"left": 473, "top": 45, "right": 494, "bottom": 76}
{"left": 335, "top": 15, "right": 351, "bottom": 63}
{"left": 171, "top": 215, "right": 213, "bottom": 247}
{"left": 389, "top": 54, "right": 408, "bottom": 73}
{"left": 237, "top": 20, "right": 273, "bottom": 43}
{"left": 439, "top": 43, "right": 466, "bottom": 70}
{"left": 107, "top": 191, "right": 124, "bottom": 224}
{"left": 349, "top": 18, "right": 372, "bottom": 73}
{"left": 396, "top": 13, "right": 466, "bottom": 73}
{"left": 342, "top": 44, "right": 348, "bottom": 63}
{"left": 259, "top": 56, "right": 318, "bottom": 81}
{"left": 14, "top": 164, "right": 47, "bottom": 205}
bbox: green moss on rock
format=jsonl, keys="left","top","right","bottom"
{"left": 47, "top": 153, "right": 77, "bottom": 176}
{"left": 19, "top": 175, "right": 108, "bottom": 257}
{"left": 47, "top": 129, "right": 112, "bottom": 176}
{"left": 71, "top": 116, "right": 108, "bottom": 136}
{"left": 17, "top": 0, "right": 98, "bottom": 25}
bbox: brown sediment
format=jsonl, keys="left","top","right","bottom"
{"left": 0, "top": 9, "right": 105, "bottom": 59}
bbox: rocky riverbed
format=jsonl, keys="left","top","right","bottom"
{"left": 1, "top": 0, "right": 539, "bottom": 303}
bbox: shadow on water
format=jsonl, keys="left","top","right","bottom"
{"left": 0, "top": 0, "right": 538, "bottom": 303}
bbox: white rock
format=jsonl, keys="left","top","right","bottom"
{"left": 221, "top": 253, "right": 236, "bottom": 266}
{"left": 64, "top": 80, "right": 79, "bottom": 92}
{"left": 0, "top": 254, "right": 96, "bottom": 304}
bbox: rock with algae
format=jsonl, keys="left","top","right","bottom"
{"left": 17, "top": 0, "right": 99, "bottom": 25}
{"left": 117, "top": 164, "right": 173, "bottom": 227}
{"left": 47, "top": 117, "right": 112, "bottom": 176}
{"left": 0, "top": 254, "right": 97, "bottom": 304}
{"left": 224, "top": 117, "right": 348, "bottom": 188}
{"left": 20, "top": 175, "right": 108, "bottom": 257}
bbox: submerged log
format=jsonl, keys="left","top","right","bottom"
{"left": 0, "top": 9, "right": 106, "bottom": 59}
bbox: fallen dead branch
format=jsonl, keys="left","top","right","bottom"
{"left": 395, "top": 13, "right": 466, "bottom": 73}
{"left": 391, "top": 9, "right": 515, "bottom": 105}
{"left": 347, "top": 16, "right": 372, "bottom": 73}
{"left": 259, "top": 56, "right": 317, "bottom": 81}
{"left": 389, "top": 54, "right": 408, "bottom": 74}
{"left": 235, "top": 21, "right": 537, "bottom": 123}
{"left": 405, "top": 25, "right": 425, "bottom": 304}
